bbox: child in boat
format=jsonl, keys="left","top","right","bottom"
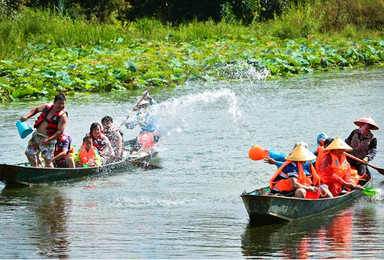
{"left": 75, "top": 136, "right": 102, "bottom": 168}
{"left": 52, "top": 132, "right": 75, "bottom": 168}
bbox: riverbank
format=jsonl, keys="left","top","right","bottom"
{"left": 1, "top": 7, "right": 384, "bottom": 102}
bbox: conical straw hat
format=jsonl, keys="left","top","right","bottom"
{"left": 324, "top": 136, "right": 352, "bottom": 151}
{"left": 354, "top": 115, "right": 379, "bottom": 130}
{"left": 285, "top": 144, "right": 316, "bottom": 162}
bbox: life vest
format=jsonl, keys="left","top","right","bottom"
{"left": 319, "top": 152, "right": 351, "bottom": 196}
{"left": 138, "top": 132, "right": 154, "bottom": 151}
{"left": 315, "top": 146, "right": 326, "bottom": 172}
{"left": 77, "top": 146, "right": 98, "bottom": 167}
{"left": 89, "top": 133, "right": 108, "bottom": 153}
{"left": 327, "top": 152, "right": 349, "bottom": 179}
{"left": 270, "top": 160, "right": 320, "bottom": 193}
{"left": 350, "top": 169, "right": 359, "bottom": 185}
{"left": 34, "top": 103, "right": 67, "bottom": 137}
{"left": 349, "top": 129, "right": 376, "bottom": 159}
{"left": 54, "top": 133, "right": 72, "bottom": 158}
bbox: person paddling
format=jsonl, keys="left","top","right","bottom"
{"left": 124, "top": 92, "right": 161, "bottom": 152}
{"left": 20, "top": 94, "right": 68, "bottom": 168}
{"left": 345, "top": 115, "right": 379, "bottom": 176}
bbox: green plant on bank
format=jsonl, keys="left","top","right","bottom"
{"left": 0, "top": 0, "right": 384, "bottom": 102}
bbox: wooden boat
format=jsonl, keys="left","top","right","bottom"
{"left": 0, "top": 151, "right": 158, "bottom": 186}
{"left": 241, "top": 171, "right": 371, "bottom": 226}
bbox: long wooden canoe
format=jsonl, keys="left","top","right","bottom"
{"left": 0, "top": 151, "right": 158, "bottom": 186}
{"left": 241, "top": 171, "right": 371, "bottom": 226}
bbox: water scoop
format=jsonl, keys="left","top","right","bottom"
{"left": 248, "top": 145, "right": 269, "bottom": 161}
{"left": 16, "top": 120, "right": 33, "bottom": 139}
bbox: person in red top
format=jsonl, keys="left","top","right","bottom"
{"left": 20, "top": 94, "right": 68, "bottom": 168}
{"left": 318, "top": 137, "right": 362, "bottom": 196}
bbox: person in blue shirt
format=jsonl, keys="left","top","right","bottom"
{"left": 124, "top": 93, "right": 161, "bottom": 152}
{"left": 265, "top": 142, "right": 312, "bottom": 172}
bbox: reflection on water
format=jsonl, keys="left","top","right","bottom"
{"left": 241, "top": 202, "right": 383, "bottom": 258}
{"left": 0, "top": 186, "right": 71, "bottom": 258}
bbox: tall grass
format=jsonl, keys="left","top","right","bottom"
{"left": 1, "top": 0, "right": 383, "bottom": 59}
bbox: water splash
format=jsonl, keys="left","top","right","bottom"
{"left": 367, "top": 188, "right": 384, "bottom": 201}
{"left": 154, "top": 88, "right": 242, "bottom": 135}
{"left": 214, "top": 62, "right": 271, "bottom": 82}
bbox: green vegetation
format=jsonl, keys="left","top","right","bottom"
{"left": 0, "top": 0, "right": 383, "bottom": 102}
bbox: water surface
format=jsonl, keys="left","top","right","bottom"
{"left": 0, "top": 68, "right": 384, "bottom": 258}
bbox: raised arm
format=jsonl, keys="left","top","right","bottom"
{"left": 20, "top": 104, "right": 47, "bottom": 121}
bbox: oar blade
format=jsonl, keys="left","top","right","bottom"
{"left": 128, "top": 160, "right": 161, "bottom": 169}
{"left": 372, "top": 166, "right": 384, "bottom": 175}
{"left": 363, "top": 187, "right": 378, "bottom": 196}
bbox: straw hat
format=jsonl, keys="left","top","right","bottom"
{"left": 354, "top": 115, "right": 379, "bottom": 130}
{"left": 324, "top": 136, "right": 352, "bottom": 151}
{"left": 285, "top": 144, "right": 316, "bottom": 162}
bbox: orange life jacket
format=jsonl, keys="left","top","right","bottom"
{"left": 328, "top": 152, "right": 349, "bottom": 179}
{"left": 319, "top": 152, "right": 351, "bottom": 196}
{"left": 77, "top": 146, "right": 98, "bottom": 167}
{"left": 315, "top": 146, "right": 326, "bottom": 172}
{"left": 270, "top": 160, "right": 320, "bottom": 192}
{"left": 34, "top": 103, "right": 67, "bottom": 137}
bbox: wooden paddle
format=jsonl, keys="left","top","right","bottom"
{"left": 345, "top": 153, "right": 384, "bottom": 175}
{"left": 123, "top": 86, "right": 153, "bottom": 123}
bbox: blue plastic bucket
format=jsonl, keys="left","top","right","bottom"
{"left": 16, "top": 120, "right": 33, "bottom": 139}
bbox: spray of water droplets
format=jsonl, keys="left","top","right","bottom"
{"left": 154, "top": 88, "right": 242, "bottom": 135}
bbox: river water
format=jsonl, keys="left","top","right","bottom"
{"left": 0, "top": 68, "right": 383, "bottom": 258}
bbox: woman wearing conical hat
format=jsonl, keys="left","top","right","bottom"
{"left": 345, "top": 115, "right": 379, "bottom": 176}
{"left": 269, "top": 143, "right": 332, "bottom": 198}
{"left": 318, "top": 137, "right": 362, "bottom": 197}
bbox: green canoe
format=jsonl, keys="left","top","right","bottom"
{"left": 0, "top": 151, "right": 158, "bottom": 186}
{"left": 241, "top": 171, "right": 371, "bottom": 226}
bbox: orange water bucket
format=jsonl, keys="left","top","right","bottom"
{"left": 248, "top": 145, "right": 269, "bottom": 161}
